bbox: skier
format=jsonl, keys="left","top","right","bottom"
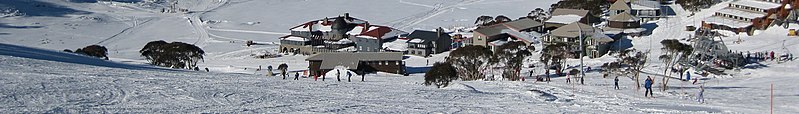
{"left": 336, "top": 69, "right": 341, "bottom": 82}
{"left": 267, "top": 66, "right": 273, "bottom": 76}
{"left": 294, "top": 72, "right": 300, "bottom": 80}
{"left": 614, "top": 76, "right": 620, "bottom": 90}
{"left": 771, "top": 51, "right": 775, "bottom": 61}
{"left": 644, "top": 76, "right": 654, "bottom": 97}
{"left": 347, "top": 71, "right": 352, "bottom": 82}
{"left": 314, "top": 71, "right": 319, "bottom": 81}
{"left": 697, "top": 85, "right": 705, "bottom": 103}
{"left": 361, "top": 72, "right": 365, "bottom": 82}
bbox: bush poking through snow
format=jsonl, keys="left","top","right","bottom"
{"left": 139, "top": 40, "right": 204, "bottom": 69}
{"left": 73, "top": 45, "right": 108, "bottom": 60}
{"left": 424, "top": 62, "right": 458, "bottom": 88}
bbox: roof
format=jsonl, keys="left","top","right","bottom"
{"left": 358, "top": 25, "right": 407, "bottom": 40}
{"left": 608, "top": 12, "right": 640, "bottom": 22}
{"left": 306, "top": 52, "right": 404, "bottom": 69}
{"left": 550, "top": 22, "right": 599, "bottom": 38}
{"left": 405, "top": 30, "right": 450, "bottom": 44}
{"left": 717, "top": 7, "right": 767, "bottom": 19}
{"left": 502, "top": 18, "right": 543, "bottom": 31}
{"left": 289, "top": 16, "right": 367, "bottom": 32}
{"left": 545, "top": 15, "right": 583, "bottom": 24}
{"left": 280, "top": 35, "right": 310, "bottom": 42}
{"left": 474, "top": 24, "right": 508, "bottom": 37}
{"left": 731, "top": 0, "right": 782, "bottom": 10}
{"left": 551, "top": 8, "right": 589, "bottom": 17}
{"left": 703, "top": 16, "right": 753, "bottom": 28}
{"left": 609, "top": 0, "right": 631, "bottom": 11}
{"left": 631, "top": 0, "right": 661, "bottom": 10}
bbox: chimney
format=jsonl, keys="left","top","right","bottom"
{"left": 363, "top": 21, "right": 370, "bottom": 33}
{"left": 436, "top": 27, "right": 443, "bottom": 39}
{"left": 323, "top": 17, "right": 329, "bottom": 25}
{"left": 345, "top": 13, "right": 350, "bottom": 20}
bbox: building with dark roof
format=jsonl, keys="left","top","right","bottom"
{"left": 306, "top": 52, "right": 405, "bottom": 76}
{"left": 405, "top": 28, "right": 452, "bottom": 57}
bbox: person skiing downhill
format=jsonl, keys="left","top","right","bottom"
{"left": 644, "top": 76, "right": 654, "bottom": 97}
{"left": 566, "top": 74, "right": 571, "bottom": 83}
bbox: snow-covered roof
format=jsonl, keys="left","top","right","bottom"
{"left": 545, "top": 15, "right": 583, "bottom": 24}
{"left": 604, "top": 27, "right": 646, "bottom": 34}
{"left": 731, "top": 0, "right": 782, "bottom": 10}
{"left": 408, "top": 39, "right": 424, "bottom": 43}
{"left": 704, "top": 16, "right": 753, "bottom": 28}
{"left": 608, "top": 12, "right": 640, "bottom": 22}
{"left": 325, "top": 38, "right": 354, "bottom": 44}
{"left": 631, "top": 0, "right": 660, "bottom": 10}
{"left": 717, "top": 7, "right": 766, "bottom": 19}
{"left": 281, "top": 35, "right": 309, "bottom": 41}
{"left": 609, "top": 0, "right": 631, "bottom": 11}
{"left": 383, "top": 39, "right": 408, "bottom": 51}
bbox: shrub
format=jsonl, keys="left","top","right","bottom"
{"left": 424, "top": 62, "right": 458, "bottom": 88}
{"left": 74, "top": 45, "right": 108, "bottom": 60}
{"left": 139, "top": 40, "right": 205, "bottom": 69}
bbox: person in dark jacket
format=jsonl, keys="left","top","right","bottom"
{"left": 645, "top": 76, "right": 654, "bottom": 97}
{"left": 294, "top": 72, "right": 300, "bottom": 80}
{"left": 614, "top": 76, "right": 620, "bottom": 90}
{"left": 336, "top": 69, "right": 341, "bottom": 82}
{"left": 347, "top": 71, "right": 352, "bottom": 82}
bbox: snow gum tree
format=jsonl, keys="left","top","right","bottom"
{"left": 541, "top": 43, "right": 570, "bottom": 82}
{"left": 424, "top": 62, "right": 458, "bottom": 88}
{"left": 659, "top": 39, "right": 693, "bottom": 91}
{"left": 495, "top": 41, "right": 532, "bottom": 81}
{"left": 448, "top": 45, "right": 493, "bottom": 81}
{"left": 140, "top": 40, "right": 205, "bottom": 69}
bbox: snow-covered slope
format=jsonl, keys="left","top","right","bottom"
{"left": 1, "top": 43, "right": 797, "bottom": 113}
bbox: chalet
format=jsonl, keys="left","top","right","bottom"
{"left": 545, "top": 9, "right": 600, "bottom": 30}
{"left": 281, "top": 13, "right": 405, "bottom": 54}
{"left": 544, "top": 22, "right": 615, "bottom": 58}
{"left": 354, "top": 25, "right": 407, "bottom": 52}
{"left": 604, "top": 12, "right": 646, "bottom": 36}
{"left": 406, "top": 28, "right": 452, "bottom": 57}
{"left": 702, "top": 0, "right": 795, "bottom": 35}
{"left": 306, "top": 52, "right": 404, "bottom": 76}
{"left": 630, "top": 0, "right": 663, "bottom": 22}
{"left": 472, "top": 18, "right": 542, "bottom": 51}
{"left": 610, "top": 0, "right": 664, "bottom": 23}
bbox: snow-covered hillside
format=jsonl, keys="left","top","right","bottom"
{"left": 1, "top": 0, "right": 799, "bottom": 113}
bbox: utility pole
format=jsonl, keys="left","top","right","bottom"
{"left": 578, "top": 24, "right": 585, "bottom": 85}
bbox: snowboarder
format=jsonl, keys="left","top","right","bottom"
{"left": 645, "top": 76, "right": 654, "bottom": 97}
{"left": 294, "top": 72, "right": 300, "bottom": 80}
{"left": 336, "top": 69, "right": 341, "bottom": 82}
{"left": 697, "top": 85, "right": 705, "bottom": 103}
{"left": 347, "top": 71, "right": 352, "bottom": 82}
{"left": 614, "top": 76, "right": 620, "bottom": 90}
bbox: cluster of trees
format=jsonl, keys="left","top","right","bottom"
{"left": 65, "top": 45, "right": 109, "bottom": 60}
{"left": 540, "top": 43, "right": 571, "bottom": 82}
{"left": 139, "top": 40, "right": 205, "bottom": 69}
{"left": 551, "top": 0, "right": 608, "bottom": 17}
{"left": 424, "top": 43, "right": 534, "bottom": 87}
{"left": 527, "top": 8, "right": 550, "bottom": 22}
{"left": 676, "top": 0, "right": 715, "bottom": 12}
{"left": 474, "top": 15, "right": 513, "bottom": 26}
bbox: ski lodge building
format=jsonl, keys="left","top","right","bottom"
{"left": 702, "top": 0, "right": 798, "bottom": 35}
